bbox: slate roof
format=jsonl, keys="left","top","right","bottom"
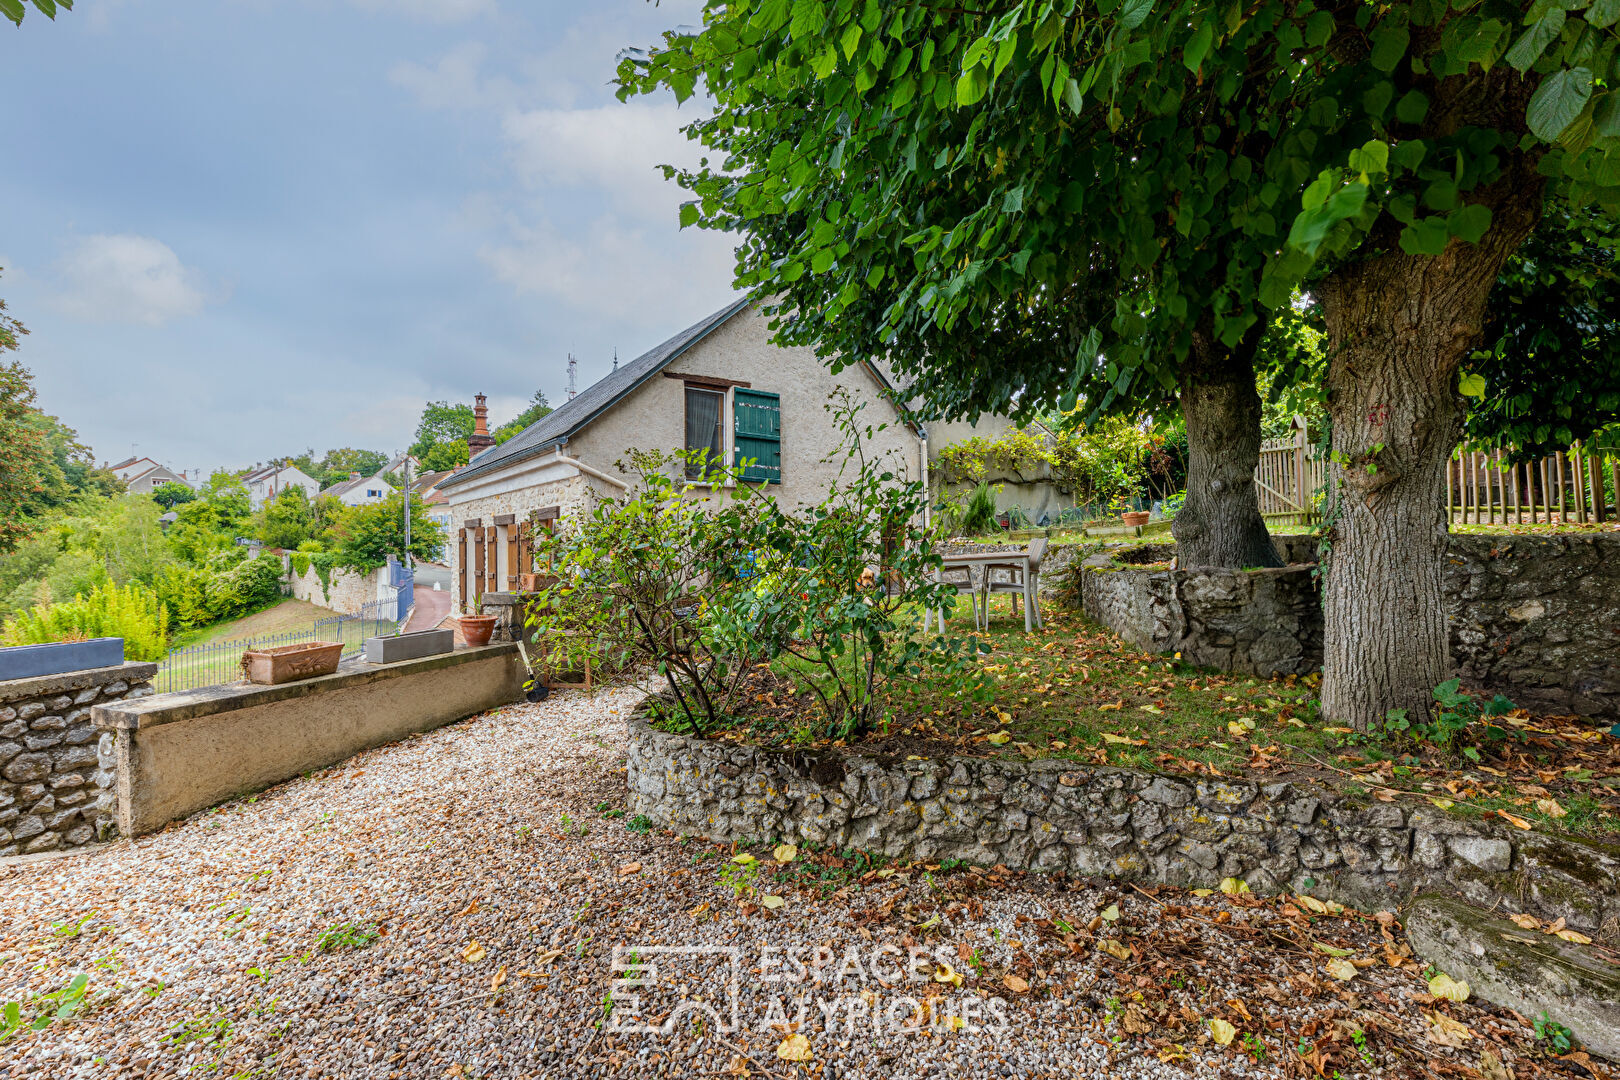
{"left": 324, "top": 474, "right": 391, "bottom": 500}
{"left": 438, "top": 297, "right": 752, "bottom": 491}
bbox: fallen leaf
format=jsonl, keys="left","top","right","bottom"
{"left": 1554, "top": 928, "right": 1593, "bottom": 945}
{"left": 760, "top": 895, "right": 786, "bottom": 911}
{"left": 1313, "top": 942, "right": 1353, "bottom": 957}
{"left": 1428, "top": 972, "right": 1470, "bottom": 1002}
{"left": 1002, "top": 974, "right": 1029, "bottom": 993}
{"left": 456, "top": 899, "right": 480, "bottom": 917}
{"left": 986, "top": 731, "right": 1011, "bottom": 745}
{"left": 1426, "top": 1011, "right": 1473, "bottom": 1046}
{"left": 1100, "top": 903, "right": 1121, "bottom": 922}
{"left": 1219, "top": 877, "right": 1251, "bottom": 896}
{"left": 776, "top": 1034, "right": 812, "bottom": 1062}
{"left": 1122, "top": 1005, "right": 1153, "bottom": 1034}
{"left": 1429, "top": 797, "right": 1455, "bottom": 810}
{"left": 732, "top": 853, "right": 758, "bottom": 865}
{"left": 1496, "top": 810, "right": 1532, "bottom": 830}
{"left": 933, "top": 963, "right": 964, "bottom": 987}
{"left": 1479, "top": 1049, "right": 1513, "bottom": 1080}
{"left": 618, "top": 862, "right": 642, "bottom": 876}
{"left": 773, "top": 844, "right": 798, "bottom": 863}
{"left": 1190, "top": 888, "right": 1214, "bottom": 897}
{"left": 1534, "top": 798, "right": 1567, "bottom": 818}
{"left": 490, "top": 964, "right": 507, "bottom": 992}
{"left": 1508, "top": 913, "right": 1541, "bottom": 931}
{"left": 1098, "top": 939, "right": 1131, "bottom": 961}
{"left": 1296, "top": 895, "right": 1328, "bottom": 914}
{"left": 1208, "top": 1018, "right": 1238, "bottom": 1046}
{"left": 1325, "top": 957, "right": 1357, "bottom": 981}
{"left": 1157, "top": 1044, "right": 1189, "bottom": 1063}
{"left": 1100, "top": 732, "right": 1135, "bottom": 744}
{"left": 460, "top": 941, "right": 486, "bottom": 963}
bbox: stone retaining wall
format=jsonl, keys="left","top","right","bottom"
{"left": 0, "top": 662, "right": 156, "bottom": 856}
{"left": 626, "top": 717, "right": 1620, "bottom": 937}
{"left": 1061, "top": 532, "right": 1620, "bottom": 715}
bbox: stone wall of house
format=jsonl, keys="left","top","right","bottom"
{"left": 446, "top": 473, "right": 602, "bottom": 615}
{"left": 625, "top": 717, "right": 1620, "bottom": 936}
{"left": 0, "top": 662, "right": 156, "bottom": 856}
{"left": 1445, "top": 533, "right": 1620, "bottom": 718}
{"left": 1063, "top": 533, "right": 1620, "bottom": 716}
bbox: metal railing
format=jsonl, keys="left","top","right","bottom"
{"left": 155, "top": 599, "right": 403, "bottom": 694}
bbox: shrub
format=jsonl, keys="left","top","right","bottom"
{"left": 958, "top": 481, "right": 999, "bottom": 536}
{"left": 529, "top": 390, "right": 988, "bottom": 740}
{"left": 3, "top": 582, "right": 169, "bottom": 661}
{"left": 152, "top": 564, "right": 213, "bottom": 630}
{"left": 206, "top": 554, "right": 284, "bottom": 620}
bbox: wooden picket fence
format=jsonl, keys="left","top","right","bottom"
{"left": 1446, "top": 444, "right": 1619, "bottom": 526}
{"left": 1255, "top": 421, "right": 1326, "bottom": 526}
{"left": 1252, "top": 419, "right": 1618, "bottom": 527}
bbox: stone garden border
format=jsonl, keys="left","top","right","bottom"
{"left": 625, "top": 716, "right": 1620, "bottom": 938}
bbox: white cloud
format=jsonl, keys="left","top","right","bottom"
{"left": 389, "top": 42, "right": 517, "bottom": 110}
{"left": 51, "top": 234, "right": 215, "bottom": 327}
{"left": 348, "top": 0, "right": 494, "bottom": 22}
{"left": 480, "top": 213, "right": 736, "bottom": 332}
{"left": 502, "top": 102, "right": 701, "bottom": 220}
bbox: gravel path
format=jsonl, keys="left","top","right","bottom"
{"left": 0, "top": 690, "right": 1589, "bottom": 1080}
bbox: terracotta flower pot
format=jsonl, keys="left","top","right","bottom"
{"left": 1121, "top": 510, "right": 1151, "bottom": 527}
{"left": 458, "top": 614, "right": 499, "bottom": 647}
{"left": 241, "top": 641, "right": 343, "bottom": 685}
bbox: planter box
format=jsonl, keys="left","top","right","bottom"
{"left": 242, "top": 642, "right": 344, "bottom": 685}
{"left": 0, "top": 638, "right": 124, "bottom": 682}
{"left": 364, "top": 629, "right": 454, "bottom": 665}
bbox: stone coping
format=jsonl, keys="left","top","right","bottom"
{"left": 626, "top": 716, "right": 1620, "bottom": 936}
{"left": 0, "top": 661, "right": 157, "bottom": 703}
{"left": 92, "top": 645, "right": 517, "bottom": 732}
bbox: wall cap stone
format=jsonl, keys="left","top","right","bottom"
{"left": 92, "top": 645, "right": 517, "bottom": 732}
{"left": 0, "top": 662, "right": 157, "bottom": 705}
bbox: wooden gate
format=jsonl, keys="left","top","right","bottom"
{"left": 1254, "top": 419, "right": 1325, "bottom": 526}
{"left": 1446, "top": 444, "right": 1617, "bottom": 525}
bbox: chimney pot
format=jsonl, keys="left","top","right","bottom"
{"left": 468, "top": 392, "right": 495, "bottom": 454}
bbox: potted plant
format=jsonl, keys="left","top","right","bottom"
{"left": 1110, "top": 495, "right": 1150, "bottom": 528}
{"left": 240, "top": 641, "right": 344, "bottom": 684}
{"left": 458, "top": 593, "right": 499, "bottom": 647}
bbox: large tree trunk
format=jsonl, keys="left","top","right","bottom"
{"left": 1318, "top": 176, "right": 1542, "bottom": 730}
{"left": 1172, "top": 336, "right": 1282, "bottom": 569}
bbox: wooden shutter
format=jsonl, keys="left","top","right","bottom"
{"left": 471, "top": 529, "right": 486, "bottom": 604}
{"left": 505, "top": 527, "right": 520, "bottom": 589}
{"left": 458, "top": 531, "right": 468, "bottom": 613}
{"left": 515, "top": 522, "right": 533, "bottom": 583}
{"left": 483, "top": 526, "right": 500, "bottom": 594}
{"left": 733, "top": 389, "right": 782, "bottom": 483}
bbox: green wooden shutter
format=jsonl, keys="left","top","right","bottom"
{"left": 733, "top": 389, "right": 781, "bottom": 483}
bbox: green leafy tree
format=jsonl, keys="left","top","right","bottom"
{"left": 494, "top": 390, "right": 554, "bottom": 444}
{"left": 418, "top": 438, "right": 470, "bottom": 472}
{"left": 623, "top": 0, "right": 1619, "bottom": 728}
{"left": 1, "top": 0, "right": 71, "bottom": 28}
{"left": 0, "top": 361, "right": 54, "bottom": 556}
{"left": 252, "top": 486, "right": 317, "bottom": 550}
{"left": 330, "top": 493, "right": 443, "bottom": 573}
{"left": 151, "top": 483, "right": 196, "bottom": 510}
{"left": 410, "top": 401, "right": 475, "bottom": 460}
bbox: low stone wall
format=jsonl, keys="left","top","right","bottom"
{"left": 1445, "top": 533, "right": 1620, "bottom": 718}
{"left": 285, "top": 562, "right": 384, "bottom": 615}
{"left": 1067, "top": 533, "right": 1620, "bottom": 716}
{"left": 625, "top": 718, "right": 1620, "bottom": 936}
{"left": 0, "top": 662, "right": 156, "bottom": 856}
{"left": 93, "top": 644, "right": 524, "bottom": 837}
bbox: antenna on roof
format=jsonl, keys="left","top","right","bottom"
{"left": 612, "top": 348, "right": 618, "bottom": 373}
{"left": 567, "top": 354, "right": 578, "bottom": 400}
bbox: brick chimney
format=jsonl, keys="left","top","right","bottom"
{"left": 467, "top": 392, "right": 495, "bottom": 456}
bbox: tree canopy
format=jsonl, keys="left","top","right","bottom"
{"left": 1, "top": 0, "right": 71, "bottom": 28}
{"left": 494, "top": 390, "right": 553, "bottom": 444}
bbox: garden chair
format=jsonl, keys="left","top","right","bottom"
{"left": 986, "top": 536, "right": 1047, "bottom": 632}
{"left": 925, "top": 562, "right": 982, "bottom": 634}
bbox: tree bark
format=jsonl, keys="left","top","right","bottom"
{"left": 1171, "top": 336, "right": 1282, "bottom": 569}
{"left": 1318, "top": 173, "right": 1543, "bottom": 730}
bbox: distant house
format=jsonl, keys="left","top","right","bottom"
{"left": 411, "top": 468, "right": 459, "bottom": 546}
{"left": 110, "top": 457, "right": 193, "bottom": 496}
{"left": 325, "top": 472, "right": 396, "bottom": 507}
{"left": 435, "top": 299, "right": 924, "bottom": 612}
{"left": 242, "top": 462, "right": 321, "bottom": 509}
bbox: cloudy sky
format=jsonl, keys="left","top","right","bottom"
{"left": 1, "top": 0, "right": 738, "bottom": 475}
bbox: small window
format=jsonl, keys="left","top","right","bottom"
{"left": 684, "top": 386, "right": 724, "bottom": 478}
{"left": 367, "top": 489, "right": 381, "bottom": 498}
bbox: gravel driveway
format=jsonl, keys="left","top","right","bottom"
{"left": 0, "top": 690, "right": 1588, "bottom": 1080}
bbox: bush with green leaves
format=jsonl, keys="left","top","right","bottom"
{"left": 2, "top": 581, "right": 169, "bottom": 660}
{"left": 528, "top": 391, "right": 987, "bottom": 740}
{"left": 1379, "top": 678, "right": 1517, "bottom": 761}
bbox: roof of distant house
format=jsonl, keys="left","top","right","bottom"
{"left": 439, "top": 298, "right": 752, "bottom": 491}
{"left": 411, "top": 468, "right": 458, "bottom": 494}
{"left": 324, "top": 474, "right": 392, "bottom": 500}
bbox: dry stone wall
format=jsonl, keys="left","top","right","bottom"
{"left": 0, "top": 662, "right": 156, "bottom": 856}
{"left": 626, "top": 717, "right": 1620, "bottom": 937}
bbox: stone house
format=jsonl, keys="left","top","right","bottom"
{"left": 117, "top": 461, "right": 192, "bottom": 496}
{"left": 435, "top": 299, "right": 925, "bottom": 613}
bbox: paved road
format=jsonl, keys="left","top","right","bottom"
{"left": 404, "top": 580, "right": 451, "bottom": 633}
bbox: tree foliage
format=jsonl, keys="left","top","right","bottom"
{"left": 0, "top": 362, "right": 56, "bottom": 556}
{"left": 330, "top": 493, "right": 443, "bottom": 574}
{"left": 494, "top": 390, "right": 553, "bottom": 444}
{"left": 1, "top": 0, "right": 71, "bottom": 29}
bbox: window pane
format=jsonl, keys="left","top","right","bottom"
{"left": 685, "top": 388, "right": 723, "bottom": 475}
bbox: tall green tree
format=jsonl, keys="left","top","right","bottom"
{"left": 0, "top": 350, "right": 55, "bottom": 555}
{"left": 494, "top": 390, "right": 553, "bottom": 444}
{"left": 331, "top": 493, "right": 443, "bottom": 573}
{"left": 410, "top": 401, "right": 475, "bottom": 462}
{"left": 623, "top": 0, "right": 1618, "bottom": 728}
